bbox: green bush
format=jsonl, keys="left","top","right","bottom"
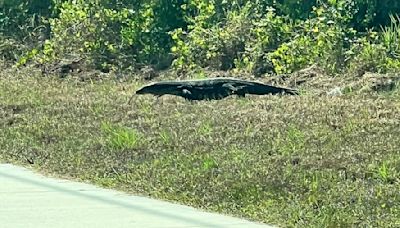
{"left": 171, "top": 2, "right": 295, "bottom": 75}
{"left": 351, "top": 0, "right": 400, "bottom": 30}
{"left": 234, "top": 7, "right": 292, "bottom": 75}
{"left": 268, "top": 2, "right": 354, "bottom": 74}
{"left": 0, "top": 0, "right": 52, "bottom": 37}
{"left": 348, "top": 15, "right": 400, "bottom": 74}
{"left": 0, "top": 0, "right": 52, "bottom": 62}
{"left": 171, "top": 2, "right": 254, "bottom": 71}
{"left": 2, "top": 0, "right": 400, "bottom": 74}
{"left": 171, "top": 0, "right": 400, "bottom": 75}
{"left": 30, "top": 0, "right": 132, "bottom": 70}
{"left": 22, "top": 0, "right": 185, "bottom": 71}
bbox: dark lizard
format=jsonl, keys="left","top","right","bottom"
{"left": 130, "top": 77, "right": 298, "bottom": 102}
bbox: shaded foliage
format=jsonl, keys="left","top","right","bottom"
{"left": 1, "top": 0, "right": 400, "bottom": 74}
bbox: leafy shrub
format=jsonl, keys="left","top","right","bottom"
{"left": 3, "top": 0, "right": 400, "bottom": 74}
{"left": 23, "top": 0, "right": 184, "bottom": 71}
{"left": 40, "top": 0, "right": 121, "bottom": 70}
{"left": 234, "top": 7, "right": 292, "bottom": 75}
{"left": 171, "top": 0, "right": 241, "bottom": 71}
{"left": 0, "top": 0, "right": 52, "bottom": 38}
{"left": 0, "top": 0, "right": 51, "bottom": 62}
{"left": 268, "top": 2, "right": 354, "bottom": 74}
{"left": 171, "top": 2, "right": 293, "bottom": 74}
{"left": 274, "top": 0, "right": 317, "bottom": 20}
{"left": 348, "top": 15, "right": 400, "bottom": 74}
{"left": 351, "top": 0, "right": 400, "bottom": 30}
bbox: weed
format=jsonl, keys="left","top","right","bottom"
{"left": 158, "top": 129, "right": 172, "bottom": 145}
{"left": 381, "top": 14, "right": 400, "bottom": 59}
{"left": 101, "top": 122, "right": 141, "bottom": 150}
{"left": 376, "top": 162, "right": 391, "bottom": 183}
{"left": 275, "top": 125, "right": 305, "bottom": 156}
{"left": 202, "top": 156, "right": 218, "bottom": 171}
{"left": 197, "top": 121, "right": 213, "bottom": 136}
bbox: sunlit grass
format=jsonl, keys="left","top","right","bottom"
{"left": 1, "top": 67, "right": 400, "bottom": 227}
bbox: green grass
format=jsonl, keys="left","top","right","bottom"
{"left": 1, "top": 67, "right": 400, "bottom": 227}
{"left": 101, "top": 122, "right": 141, "bottom": 150}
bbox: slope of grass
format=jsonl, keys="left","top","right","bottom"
{"left": 1, "top": 68, "right": 400, "bottom": 227}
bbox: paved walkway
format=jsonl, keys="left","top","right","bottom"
{"left": 0, "top": 164, "right": 274, "bottom": 228}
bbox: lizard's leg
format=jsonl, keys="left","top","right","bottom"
{"left": 222, "top": 83, "right": 237, "bottom": 94}
{"left": 127, "top": 94, "right": 135, "bottom": 104}
{"left": 223, "top": 83, "right": 247, "bottom": 98}
{"left": 153, "top": 95, "right": 163, "bottom": 105}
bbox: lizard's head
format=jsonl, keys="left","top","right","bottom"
{"left": 135, "top": 84, "right": 154, "bottom": 95}
{"left": 129, "top": 83, "right": 165, "bottom": 104}
{"left": 135, "top": 82, "right": 179, "bottom": 96}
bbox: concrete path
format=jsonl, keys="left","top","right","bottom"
{"left": 0, "top": 164, "right": 274, "bottom": 228}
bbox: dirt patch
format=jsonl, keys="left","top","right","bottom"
{"left": 0, "top": 104, "right": 29, "bottom": 127}
{"left": 346, "top": 72, "right": 400, "bottom": 93}
{"left": 0, "top": 104, "right": 31, "bottom": 114}
{"left": 246, "top": 65, "right": 348, "bottom": 95}
{"left": 262, "top": 66, "right": 400, "bottom": 96}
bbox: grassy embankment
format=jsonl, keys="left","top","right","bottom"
{"left": 1, "top": 67, "right": 400, "bottom": 227}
